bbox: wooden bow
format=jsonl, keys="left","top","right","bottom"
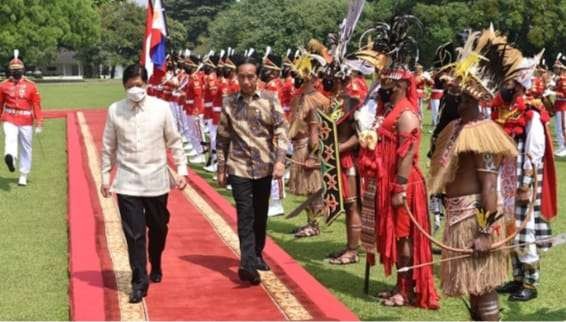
{"left": 403, "top": 154, "right": 537, "bottom": 254}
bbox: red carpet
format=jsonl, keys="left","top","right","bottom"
{"left": 66, "top": 112, "right": 106, "bottom": 320}
{"left": 83, "top": 110, "right": 285, "bottom": 320}
{"left": 66, "top": 109, "right": 358, "bottom": 320}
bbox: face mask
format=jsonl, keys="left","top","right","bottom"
{"left": 500, "top": 87, "right": 515, "bottom": 103}
{"left": 11, "top": 70, "right": 23, "bottom": 80}
{"left": 127, "top": 86, "right": 146, "bottom": 103}
{"left": 378, "top": 87, "right": 392, "bottom": 103}
{"left": 293, "top": 77, "right": 304, "bottom": 89}
{"left": 322, "top": 78, "right": 334, "bottom": 92}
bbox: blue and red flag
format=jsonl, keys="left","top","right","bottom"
{"left": 141, "top": 0, "right": 168, "bottom": 79}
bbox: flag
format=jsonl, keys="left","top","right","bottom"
{"left": 141, "top": 0, "right": 168, "bottom": 78}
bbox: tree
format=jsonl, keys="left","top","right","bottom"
{"left": 0, "top": 0, "right": 100, "bottom": 69}
{"left": 167, "top": 18, "right": 189, "bottom": 53}
{"left": 165, "top": 0, "right": 232, "bottom": 49}
{"left": 208, "top": 0, "right": 348, "bottom": 55}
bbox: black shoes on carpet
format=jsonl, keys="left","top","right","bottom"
{"left": 129, "top": 288, "right": 148, "bottom": 304}
{"left": 238, "top": 268, "right": 261, "bottom": 285}
{"left": 150, "top": 270, "right": 163, "bottom": 283}
{"left": 255, "top": 257, "right": 270, "bottom": 271}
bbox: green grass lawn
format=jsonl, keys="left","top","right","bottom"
{"left": 38, "top": 79, "right": 124, "bottom": 110}
{"left": 0, "top": 119, "right": 69, "bottom": 320}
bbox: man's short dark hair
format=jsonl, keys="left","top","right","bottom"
{"left": 237, "top": 57, "right": 259, "bottom": 74}
{"left": 122, "top": 64, "right": 148, "bottom": 86}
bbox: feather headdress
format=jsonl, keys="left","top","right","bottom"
{"left": 355, "top": 15, "right": 422, "bottom": 73}
{"left": 441, "top": 25, "right": 527, "bottom": 101}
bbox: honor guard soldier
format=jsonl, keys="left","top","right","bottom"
{"left": 0, "top": 50, "right": 43, "bottom": 186}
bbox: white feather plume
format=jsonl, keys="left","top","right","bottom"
{"left": 263, "top": 46, "right": 271, "bottom": 60}
{"left": 14, "top": 49, "right": 19, "bottom": 59}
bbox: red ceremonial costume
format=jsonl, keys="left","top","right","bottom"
{"left": 528, "top": 76, "right": 545, "bottom": 99}
{"left": 359, "top": 72, "right": 439, "bottom": 309}
{"left": 346, "top": 74, "right": 369, "bottom": 103}
{"left": 0, "top": 78, "right": 43, "bottom": 126}
{"left": 280, "top": 76, "right": 295, "bottom": 116}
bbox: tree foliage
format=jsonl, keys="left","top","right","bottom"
{"left": 0, "top": 0, "right": 100, "bottom": 68}
{"left": 164, "top": 0, "right": 232, "bottom": 50}
{"left": 208, "top": 0, "right": 348, "bottom": 55}
{"left": 204, "top": 0, "right": 565, "bottom": 66}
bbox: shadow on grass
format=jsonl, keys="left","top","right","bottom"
{"left": 0, "top": 175, "right": 17, "bottom": 191}
{"left": 505, "top": 302, "right": 566, "bottom": 320}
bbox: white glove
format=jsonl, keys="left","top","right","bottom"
{"left": 35, "top": 127, "right": 43, "bottom": 135}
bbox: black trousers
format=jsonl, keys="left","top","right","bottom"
{"left": 117, "top": 194, "right": 170, "bottom": 291}
{"left": 229, "top": 175, "right": 272, "bottom": 271}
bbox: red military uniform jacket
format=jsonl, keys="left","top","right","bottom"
{"left": 0, "top": 78, "right": 43, "bottom": 127}
{"left": 264, "top": 78, "right": 284, "bottom": 103}
{"left": 203, "top": 73, "right": 219, "bottom": 119}
{"left": 211, "top": 76, "right": 227, "bottom": 124}
{"left": 555, "top": 74, "right": 566, "bottom": 112}
{"left": 185, "top": 73, "right": 204, "bottom": 115}
{"left": 227, "top": 77, "right": 240, "bottom": 95}
{"left": 528, "top": 76, "right": 545, "bottom": 99}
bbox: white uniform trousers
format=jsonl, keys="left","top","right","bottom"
{"left": 554, "top": 111, "right": 565, "bottom": 150}
{"left": 3, "top": 122, "right": 33, "bottom": 174}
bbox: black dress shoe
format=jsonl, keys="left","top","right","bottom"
{"left": 129, "top": 288, "right": 148, "bottom": 303}
{"left": 496, "top": 280, "right": 523, "bottom": 294}
{"left": 255, "top": 257, "right": 271, "bottom": 271}
{"left": 509, "top": 286, "right": 538, "bottom": 302}
{"left": 4, "top": 154, "right": 15, "bottom": 172}
{"left": 238, "top": 268, "right": 261, "bottom": 285}
{"left": 150, "top": 271, "right": 162, "bottom": 283}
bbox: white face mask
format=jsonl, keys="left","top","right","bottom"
{"left": 127, "top": 86, "right": 146, "bottom": 103}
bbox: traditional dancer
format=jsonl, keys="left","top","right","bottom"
{"left": 490, "top": 37, "right": 557, "bottom": 302}
{"left": 428, "top": 28, "right": 520, "bottom": 319}
{"left": 322, "top": 64, "right": 364, "bottom": 265}
{"left": 287, "top": 42, "right": 331, "bottom": 237}
{"left": 0, "top": 50, "right": 43, "bottom": 186}
{"left": 357, "top": 15, "right": 439, "bottom": 309}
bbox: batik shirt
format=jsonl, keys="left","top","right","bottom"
{"left": 217, "top": 90, "right": 289, "bottom": 179}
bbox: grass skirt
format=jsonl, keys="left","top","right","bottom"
{"left": 441, "top": 194, "right": 510, "bottom": 297}
{"left": 288, "top": 138, "right": 322, "bottom": 196}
